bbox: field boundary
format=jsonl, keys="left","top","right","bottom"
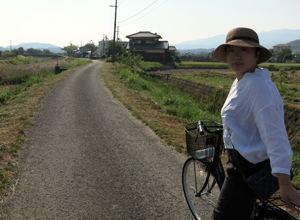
{"left": 155, "top": 74, "right": 300, "bottom": 151}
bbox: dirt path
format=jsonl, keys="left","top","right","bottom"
{"left": 0, "top": 61, "right": 194, "bottom": 220}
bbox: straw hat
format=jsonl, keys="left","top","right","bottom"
{"left": 214, "top": 27, "right": 272, "bottom": 64}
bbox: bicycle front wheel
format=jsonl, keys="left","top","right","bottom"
{"left": 182, "top": 158, "right": 221, "bottom": 220}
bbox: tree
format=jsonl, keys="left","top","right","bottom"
{"left": 84, "top": 41, "right": 97, "bottom": 58}
{"left": 105, "top": 41, "right": 126, "bottom": 58}
{"left": 25, "top": 48, "right": 43, "bottom": 55}
{"left": 62, "top": 44, "right": 78, "bottom": 57}
{"left": 277, "top": 48, "right": 293, "bottom": 63}
{"left": 43, "top": 49, "right": 52, "bottom": 55}
{"left": 18, "top": 47, "right": 25, "bottom": 55}
{"left": 1, "top": 51, "right": 15, "bottom": 58}
{"left": 11, "top": 49, "right": 20, "bottom": 56}
{"left": 118, "top": 50, "right": 144, "bottom": 72}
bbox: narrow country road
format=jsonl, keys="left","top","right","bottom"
{"left": 0, "top": 61, "right": 193, "bottom": 219}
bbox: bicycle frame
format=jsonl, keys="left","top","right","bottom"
{"left": 183, "top": 119, "right": 300, "bottom": 220}
{"left": 194, "top": 161, "right": 216, "bottom": 198}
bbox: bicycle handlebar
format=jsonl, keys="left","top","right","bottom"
{"left": 193, "top": 119, "right": 223, "bottom": 142}
{"left": 197, "top": 120, "right": 223, "bottom": 134}
{"left": 195, "top": 120, "right": 205, "bottom": 142}
{"left": 197, "top": 120, "right": 205, "bottom": 135}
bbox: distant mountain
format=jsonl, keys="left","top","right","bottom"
{"left": 1, "top": 42, "right": 64, "bottom": 53}
{"left": 175, "top": 34, "right": 225, "bottom": 50}
{"left": 175, "top": 29, "right": 300, "bottom": 52}
{"left": 287, "top": 39, "right": 300, "bottom": 53}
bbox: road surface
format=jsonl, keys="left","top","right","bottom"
{"left": 0, "top": 61, "right": 194, "bottom": 219}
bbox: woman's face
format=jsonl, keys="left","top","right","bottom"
{"left": 226, "top": 46, "right": 259, "bottom": 80}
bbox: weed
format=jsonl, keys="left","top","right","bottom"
{"left": 0, "top": 170, "right": 9, "bottom": 183}
{"left": 178, "top": 61, "right": 229, "bottom": 69}
{"left": 293, "top": 152, "right": 300, "bottom": 183}
{"left": 276, "top": 68, "right": 289, "bottom": 88}
{"left": 118, "top": 69, "right": 219, "bottom": 122}
{"left": 0, "top": 58, "right": 90, "bottom": 105}
{"left": 177, "top": 61, "right": 300, "bottom": 71}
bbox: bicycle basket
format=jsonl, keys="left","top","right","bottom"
{"left": 184, "top": 120, "right": 223, "bottom": 157}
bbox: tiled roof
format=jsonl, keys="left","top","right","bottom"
{"left": 273, "top": 44, "right": 290, "bottom": 47}
{"left": 126, "top": 31, "right": 162, "bottom": 39}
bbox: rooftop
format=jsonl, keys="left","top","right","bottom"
{"left": 126, "top": 31, "right": 162, "bottom": 39}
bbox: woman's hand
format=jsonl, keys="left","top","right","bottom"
{"left": 277, "top": 173, "right": 300, "bottom": 212}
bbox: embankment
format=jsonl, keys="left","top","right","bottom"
{"left": 158, "top": 75, "right": 300, "bottom": 151}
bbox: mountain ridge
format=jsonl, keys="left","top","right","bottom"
{"left": 0, "top": 42, "right": 64, "bottom": 53}
{"left": 174, "top": 29, "right": 300, "bottom": 51}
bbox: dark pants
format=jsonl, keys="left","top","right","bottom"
{"left": 213, "top": 150, "right": 267, "bottom": 220}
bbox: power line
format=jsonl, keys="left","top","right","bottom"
{"left": 118, "top": 0, "right": 168, "bottom": 27}
{"left": 118, "top": 0, "right": 160, "bottom": 23}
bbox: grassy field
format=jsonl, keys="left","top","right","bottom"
{"left": 171, "top": 68, "right": 300, "bottom": 104}
{"left": 178, "top": 61, "right": 300, "bottom": 71}
{"left": 0, "top": 57, "right": 90, "bottom": 105}
{"left": 178, "top": 61, "right": 229, "bottom": 69}
{"left": 147, "top": 61, "right": 300, "bottom": 106}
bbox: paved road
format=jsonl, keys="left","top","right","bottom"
{"left": 0, "top": 61, "right": 193, "bottom": 219}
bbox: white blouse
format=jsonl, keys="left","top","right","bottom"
{"left": 221, "top": 68, "right": 292, "bottom": 175}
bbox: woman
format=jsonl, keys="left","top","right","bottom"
{"left": 213, "top": 27, "right": 300, "bottom": 220}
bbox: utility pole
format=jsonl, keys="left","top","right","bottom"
{"left": 103, "top": 34, "right": 105, "bottom": 56}
{"left": 117, "top": 26, "right": 119, "bottom": 42}
{"left": 110, "top": 0, "right": 117, "bottom": 63}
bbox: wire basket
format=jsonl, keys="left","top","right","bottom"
{"left": 184, "top": 120, "right": 223, "bottom": 157}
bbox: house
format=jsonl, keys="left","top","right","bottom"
{"left": 169, "top": 46, "right": 177, "bottom": 57}
{"left": 93, "top": 49, "right": 99, "bottom": 57}
{"left": 79, "top": 46, "right": 91, "bottom": 58}
{"left": 126, "top": 31, "right": 176, "bottom": 62}
{"left": 78, "top": 46, "right": 100, "bottom": 58}
{"left": 273, "top": 44, "right": 291, "bottom": 54}
{"left": 98, "top": 40, "right": 128, "bottom": 57}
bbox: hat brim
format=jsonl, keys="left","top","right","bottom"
{"left": 214, "top": 39, "right": 272, "bottom": 64}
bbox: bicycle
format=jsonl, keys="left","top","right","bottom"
{"left": 182, "top": 119, "right": 300, "bottom": 220}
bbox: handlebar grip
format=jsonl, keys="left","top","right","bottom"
{"left": 198, "top": 120, "right": 205, "bottom": 135}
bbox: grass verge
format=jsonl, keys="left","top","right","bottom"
{"left": 101, "top": 62, "right": 188, "bottom": 151}
{"left": 0, "top": 60, "right": 92, "bottom": 203}
{"left": 101, "top": 62, "right": 221, "bottom": 152}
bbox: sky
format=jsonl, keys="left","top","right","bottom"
{"left": 1, "top": 0, "right": 300, "bottom": 48}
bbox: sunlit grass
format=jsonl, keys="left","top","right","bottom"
{"left": 118, "top": 68, "right": 220, "bottom": 124}
{"left": 0, "top": 58, "right": 91, "bottom": 105}
{"left": 178, "top": 61, "right": 300, "bottom": 71}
